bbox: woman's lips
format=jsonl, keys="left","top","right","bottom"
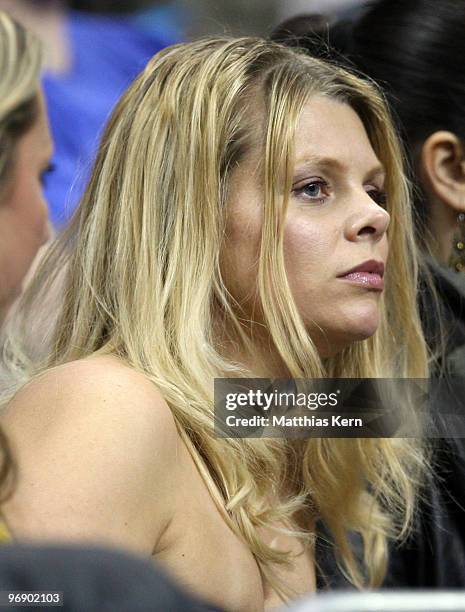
{"left": 338, "top": 271, "right": 384, "bottom": 290}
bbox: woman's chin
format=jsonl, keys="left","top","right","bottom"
{"left": 347, "top": 313, "right": 381, "bottom": 342}
{"left": 309, "top": 313, "right": 380, "bottom": 357}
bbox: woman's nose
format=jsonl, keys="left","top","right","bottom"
{"left": 344, "top": 191, "right": 390, "bottom": 242}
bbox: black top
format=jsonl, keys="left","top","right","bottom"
{"left": 316, "top": 262, "right": 465, "bottom": 589}
{"left": 0, "top": 544, "right": 223, "bottom": 612}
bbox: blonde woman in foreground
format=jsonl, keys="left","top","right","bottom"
{"left": 0, "top": 38, "right": 429, "bottom": 610}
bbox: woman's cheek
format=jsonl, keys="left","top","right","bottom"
{"left": 283, "top": 217, "right": 333, "bottom": 281}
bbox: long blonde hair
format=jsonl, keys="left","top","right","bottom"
{"left": 0, "top": 10, "right": 42, "bottom": 186}
{"left": 2, "top": 38, "right": 429, "bottom": 595}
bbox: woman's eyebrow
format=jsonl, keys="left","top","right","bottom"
{"left": 293, "top": 155, "right": 385, "bottom": 180}
{"left": 294, "top": 156, "right": 347, "bottom": 175}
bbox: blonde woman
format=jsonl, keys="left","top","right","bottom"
{"left": 0, "top": 11, "right": 53, "bottom": 327}
{"left": 0, "top": 38, "right": 429, "bottom": 610}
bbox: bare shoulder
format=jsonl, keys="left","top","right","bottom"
{"left": 3, "top": 355, "right": 177, "bottom": 441}
{"left": 1, "top": 356, "right": 182, "bottom": 554}
{"left": 5, "top": 354, "right": 168, "bottom": 412}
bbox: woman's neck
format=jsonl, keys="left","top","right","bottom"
{"left": 0, "top": 0, "right": 71, "bottom": 74}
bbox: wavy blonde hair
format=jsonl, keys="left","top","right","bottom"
{"left": 2, "top": 38, "right": 429, "bottom": 596}
{"left": 0, "top": 10, "right": 42, "bottom": 186}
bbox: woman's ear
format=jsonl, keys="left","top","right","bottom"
{"left": 420, "top": 131, "right": 465, "bottom": 212}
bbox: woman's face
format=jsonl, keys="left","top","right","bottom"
{"left": 0, "top": 89, "right": 53, "bottom": 322}
{"left": 223, "top": 95, "right": 390, "bottom": 356}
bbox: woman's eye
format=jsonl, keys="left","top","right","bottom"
{"left": 293, "top": 180, "right": 329, "bottom": 203}
{"left": 40, "top": 163, "right": 56, "bottom": 188}
{"left": 366, "top": 188, "right": 388, "bottom": 208}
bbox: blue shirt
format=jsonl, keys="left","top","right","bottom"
{"left": 43, "top": 9, "right": 181, "bottom": 227}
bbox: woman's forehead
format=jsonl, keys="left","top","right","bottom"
{"left": 234, "top": 94, "right": 383, "bottom": 181}
{"left": 293, "top": 96, "right": 382, "bottom": 175}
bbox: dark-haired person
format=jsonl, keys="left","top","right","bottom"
{"left": 0, "top": 0, "right": 181, "bottom": 227}
{"left": 272, "top": 0, "right": 465, "bottom": 589}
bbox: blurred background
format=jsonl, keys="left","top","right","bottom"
{"left": 176, "top": 0, "right": 365, "bottom": 38}
{"left": 69, "top": 0, "right": 367, "bottom": 38}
